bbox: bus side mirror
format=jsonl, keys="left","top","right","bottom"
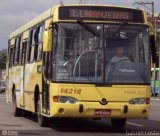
{"left": 43, "top": 29, "right": 52, "bottom": 52}
{"left": 149, "top": 35, "right": 157, "bottom": 63}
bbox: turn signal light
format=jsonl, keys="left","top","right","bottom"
{"left": 53, "top": 96, "right": 58, "bottom": 102}
{"left": 146, "top": 98, "right": 150, "bottom": 104}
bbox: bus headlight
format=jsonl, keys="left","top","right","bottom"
{"left": 53, "top": 96, "right": 77, "bottom": 104}
{"left": 129, "top": 98, "right": 150, "bottom": 105}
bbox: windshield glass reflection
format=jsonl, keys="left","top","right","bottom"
{"left": 52, "top": 23, "right": 150, "bottom": 85}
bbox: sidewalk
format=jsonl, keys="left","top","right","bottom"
{"left": 151, "top": 97, "right": 160, "bottom": 101}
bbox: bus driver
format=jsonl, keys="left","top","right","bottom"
{"left": 110, "top": 46, "right": 130, "bottom": 63}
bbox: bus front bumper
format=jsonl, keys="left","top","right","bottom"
{"left": 49, "top": 102, "right": 149, "bottom": 118}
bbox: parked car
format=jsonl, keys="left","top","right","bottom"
{"left": 0, "top": 80, "right": 6, "bottom": 93}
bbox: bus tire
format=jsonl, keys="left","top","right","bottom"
{"left": 111, "top": 118, "right": 126, "bottom": 128}
{"left": 12, "top": 92, "right": 21, "bottom": 117}
{"left": 37, "top": 95, "right": 49, "bottom": 127}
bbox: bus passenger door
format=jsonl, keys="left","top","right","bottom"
{"left": 20, "top": 40, "right": 27, "bottom": 107}
{"left": 42, "top": 52, "right": 50, "bottom": 114}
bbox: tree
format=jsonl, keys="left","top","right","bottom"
{"left": 0, "top": 54, "right": 7, "bottom": 69}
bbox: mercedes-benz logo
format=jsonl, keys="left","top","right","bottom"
{"left": 100, "top": 98, "right": 108, "bottom": 105}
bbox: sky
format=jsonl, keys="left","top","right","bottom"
{"left": 0, "top": 0, "right": 160, "bottom": 51}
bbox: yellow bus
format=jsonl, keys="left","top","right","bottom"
{"left": 6, "top": 4, "right": 156, "bottom": 128}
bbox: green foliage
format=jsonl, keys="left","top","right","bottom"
{"left": 0, "top": 54, "right": 6, "bottom": 69}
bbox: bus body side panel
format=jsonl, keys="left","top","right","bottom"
{"left": 11, "top": 66, "right": 22, "bottom": 108}
{"left": 23, "top": 62, "right": 42, "bottom": 112}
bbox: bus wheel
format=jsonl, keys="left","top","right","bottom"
{"left": 37, "top": 95, "right": 49, "bottom": 127}
{"left": 12, "top": 92, "right": 21, "bottom": 117}
{"left": 111, "top": 118, "right": 126, "bottom": 128}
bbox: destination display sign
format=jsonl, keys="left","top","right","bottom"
{"left": 59, "top": 6, "right": 144, "bottom": 23}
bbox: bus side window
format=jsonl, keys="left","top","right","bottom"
{"left": 9, "top": 47, "right": 14, "bottom": 68}
{"left": 28, "top": 30, "right": 32, "bottom": 62}
{"left": 28, "top": 29, "right": 35, "bottom": 62}
{"left": 14, "top": 36, "right": 21, "bottom": 65}
{"left": 19, "top": 36, "right": 23, "bottom": 65}
{"left": 21, "top": 40, "right": 27, "bottom": 65}
{"left": 34, "top": 24, "right": 45, "bottom": 61}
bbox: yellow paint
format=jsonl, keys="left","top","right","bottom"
{"left": 49, "top": 83, "right": 150, "bottom": 118}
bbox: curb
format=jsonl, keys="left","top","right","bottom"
{"left": 151, "top": 98, "right": 160, "bottom": 101}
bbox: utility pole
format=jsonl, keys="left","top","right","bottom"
{"left": 60, "top": 0, "right": 64, "bottom": 6}
{"left": 79, "top": 0, "right": 83, "bottom": 4}
{"left": 95, "top": 0, "right": 99, "bottom": 4}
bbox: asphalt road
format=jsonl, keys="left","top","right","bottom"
{"left": 0, "top": 93, "right": 160, "bottom": 136}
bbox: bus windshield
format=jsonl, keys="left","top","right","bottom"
{"left": 52, "top": 23, "right": 150, "bottom": 85}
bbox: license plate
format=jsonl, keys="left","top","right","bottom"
{"left": 94, "top": 109, "right": 111, "bottom": 115}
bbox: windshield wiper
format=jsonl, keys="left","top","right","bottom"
{"left": 77, "top": 20, "right": 100, "bottom": 37}
{"left": 111, "top": 22, "right": 128, "bottom": 38}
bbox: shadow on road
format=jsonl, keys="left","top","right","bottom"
{"left": 22, "top": 112, "right": 126, "bottom": 133}
{"left": 50, "top": 118, "right": 126, "bottom": 133}
{"left": 22, "top": 111, "right": 160, "bottom": 133}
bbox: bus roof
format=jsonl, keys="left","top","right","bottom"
{"left": 9, "top": 4, "right": 145, "bottom": 39}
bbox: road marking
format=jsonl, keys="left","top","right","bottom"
{"left": 126, "top": 122, "right": 143, "bottom": 127}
